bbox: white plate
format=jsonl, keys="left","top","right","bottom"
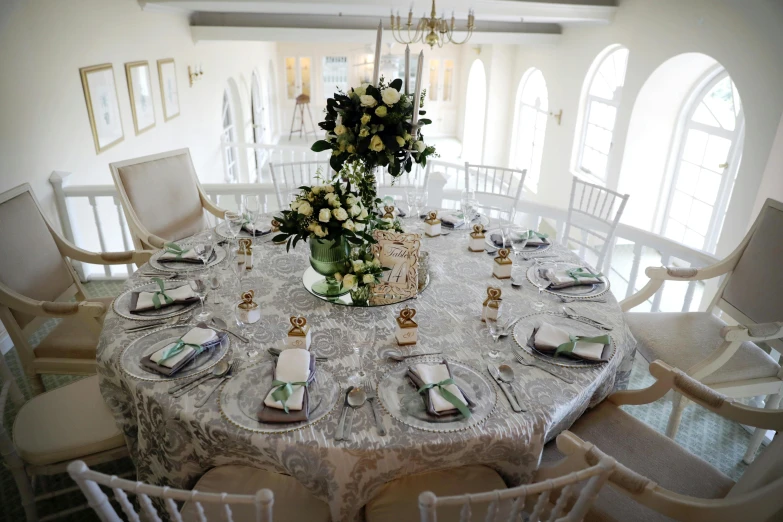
{"left": 111, "top": 280, "right": 198, "bottom": 321}
{"left": 525, "top": 262, "right": 610, "bottom": 300}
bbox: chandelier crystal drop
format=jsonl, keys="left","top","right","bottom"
{"left": 390, "top": 0, "right": 475, "bottom": 49}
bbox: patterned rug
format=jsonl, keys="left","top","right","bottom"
{"left": 0, "top": 281, "right": 761, "bottom": 521}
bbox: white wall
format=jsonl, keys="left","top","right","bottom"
{"left": 0, "top": 0, "right": 278, "bottom": 226}
{"left": 752, "top": 113, "right": 783, "bottom": 219}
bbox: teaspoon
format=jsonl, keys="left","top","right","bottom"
{"left": 498, "top": 364, "right": 526, "bottom": 412}
{"left": 170, "top": 360, "right": 228, "bottom": 397}
{"left": 345, "top": 387, "right": 367, "bottom": 441}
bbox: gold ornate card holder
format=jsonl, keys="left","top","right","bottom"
{"left": 395, "top": 307, "right": 418, "bottom": 346}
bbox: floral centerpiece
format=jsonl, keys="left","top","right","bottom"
{"left": 334, "top": 244, "right": 389, "bottom": 306}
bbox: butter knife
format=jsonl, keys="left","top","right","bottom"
{"left": 486, "top": 364, "right": 523, "bottom": 412}
{"left": 562, "top": 309, "right": 613, "bottom": 331}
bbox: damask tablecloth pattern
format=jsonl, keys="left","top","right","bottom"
{"left": 96, "top": 230, "right": 636, "bottom": 521}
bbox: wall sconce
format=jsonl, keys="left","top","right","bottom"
{"left": 549, "top": 109, "right": 562, "bottom": 125}
{"left": 188, "top": 64, "right": 204, "bottom": 87}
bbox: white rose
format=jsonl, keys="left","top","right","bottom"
{"left": 324, "top": 184, "right": 335, "bottom": 193}
{"left": 314, "top": 225, "right": 327, "bottom": 238}
{"left": 360, "top": 94, "right": 377, "bottom": 108}
{"left": 369, "top": 135, "right": 385, "bottom": 152}
{"left": 359, "top": 208, "right": 369, "bottom": 220}
{"left": 332, "top": 207, "right": 349, "bottom": 221}
{"left": 290, "top": 199, "right": 301, "bottom": 211}
{"left": 353, "top": 84, "right": 368, "bottom": 97}
{"left": 297, "top": 201, "right": 313, "bottom": 216}
{"left": 352, "top": 260, "right": 364, "bottom": 272}
{"left": 381, "top": 87, "right": 401, "bottom": 105}
{"left": 415, "top": 140, "right": 425, "bottom": 153}
{"left": 371, "top": 258, "right": 381, "bottom": 268}
{"left": 318, "top": 208, "right": 331, "bottom": 222}
{"left": 349, "top": 205, "right": 361, "bottom": 217}
{"left": 363, "top": 274, "right": 376, "bottom": 284}
{"left": 342, "top": 274, "right": 357, "bottom": 290}
{"left": 307, "top": 222, "right": 318, "bottom": 232}
{"left": 355, "top": 222, "right": 366, "bottom": 232}
{"left": 342, "top": 219, "right": 355, "bottom": 231}
{"left": 334, "top": 125, "right": 346, "bottom": 136}
{"left": 311, "top": 186, "right": 321, "bottom": 195}
{"left": 306, "top": 192, "right": 315, "bottom": 202}
{"left": 333, "top": 272, "right": 343, "bottom": 282}
{"left": 346, "top": 194, "right": 358, "bottom": 205}
{"left": 325, "top": 193, "right": 340, "bottom": 208}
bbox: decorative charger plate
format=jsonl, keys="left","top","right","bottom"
{"left": 420, "top": 209, "right": 490, "bottom": 230}
{"left": 525, "top": 262, "right": 610, "bottom": 300}
{"left": 118, "top": 325, "right": 230, "bottom": 381}
{"left": 215, "top": 221, "right": 273, "bottom": 241}
{"left": 484, "top": 229, "right": 552, "bottom": 253}
{"left": 112, "top": 280, "right": 198, "bottom": 321}
{"left": 377, "top": 357, "right": 497, "bottom": 433}
{"left": 512, "top": 313, "right": 616, "bottom": 368}
{"left": 219, "top": 360, "right": 341, "bottom": 434}
{"left": 148, "top": 245, "right": 227, "bottom": 272}
{"left": 302, "top": 267, "right": 430, "bottom": 307}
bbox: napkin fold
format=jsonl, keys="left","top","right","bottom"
{"left": 258, "top": 349, "right": 316, "bottom": 423}
{"left": 490, "top": 230, "right": 549, "bottom": 248}
{"left": 407, "top": 360, "right": 475, "bottom": 417}
{"left": 530, "top": 322, "right": 609, "bottom": 362}
{"left": 242, "top": 224, "right": 272, "bottom": 236}
{"left": 139, "top": 326, "right": 224, "bottom": 376}
{"left": 130, "top": 284, "right": 199, "bottom": 314}
{"left": 543, "top": 267, "right": 603, "bottom": 290}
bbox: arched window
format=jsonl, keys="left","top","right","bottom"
{"left": 510, "top": 68, "right": 548, "bottom": 193}
{"left": 662, "top": 69, "right": 743, "bottom": 251}
{"left": 222, "top": 89, "right": 239, "bottom": 183}
{"left": 574, "top": 46, "right": 629, "bottom": 182}
{"left": 251, "top": 71, "right": 269, "bottom": 180}
{"left": 461, "top": 59, "right": 487, "bottom": 163}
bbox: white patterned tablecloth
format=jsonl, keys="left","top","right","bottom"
{"left": 96, "top": 230, "right": 636, "bottom": 521}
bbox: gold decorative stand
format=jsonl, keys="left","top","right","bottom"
{"left": 288, "top": 94, "right": 317, "bottom": 141}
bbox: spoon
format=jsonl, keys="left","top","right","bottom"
{"left": 335, "top": 386, "right": 354, "bottom": 441}
{"left": 345, "top": 387, "right": 367, "bottom": 441}
{"left": 196, "top": 360, "right": 237, "bottom": 407}
{"left": 211, "top": 317, "right": 250, "bottom": 343}
{"left": 171, "top": 360, "right": 229, "bottom": 397}
{"left": 386, "top": 350, "right": 443, "bottom": 362}
{"left": 497, "top": 364, "right": 526, "bottom": 412}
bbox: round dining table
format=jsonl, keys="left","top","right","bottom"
{"left": 96, "top": 224, "right": 636, "bottom": 521}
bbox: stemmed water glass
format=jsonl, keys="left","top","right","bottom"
{"left": 485, "top": 299, "right": 504, "bottom": 359}
{"left": 229, "top": 250, "right": 247, "bottom": 293}
{"left": 225, "top": 210, "right": 243, "bottom": 254}
{"left": 349, "top": 326, "right": 376, "bottom": 384}
{"left": 242, "top": 195, "right": 262, "bottom": 236}
{"left": 188, "top": 275, "right": 211, "bottom": 322}
{"left": 531, "top": 262, "right": 554, "bottom": 311}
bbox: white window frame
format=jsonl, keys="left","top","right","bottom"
{"left": 660, "top": 67, "right": 744, "bottom": 253}
{"left": 574, "top": 46, "right": 629, "bottom": 184}
{"left": 510, "top": 68, "right": 548, "bottom": 194}
{"left": 222, "top": 89, "right": 239, "bottom": 183}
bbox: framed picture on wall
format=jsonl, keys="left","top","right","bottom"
{"left": 79, "top": 63, "right": 124, "bottom": 154}
{"left": 157, "top": 58, "right": 180, "bottom": 121}
{"left": 125, "top": 61, "right": 156, "bottom": 135}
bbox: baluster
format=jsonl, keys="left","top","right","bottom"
{"left": 112, "top": 487, "right": 140, "bottom": 522}
{"left": 112, "top": 196, "right": 133, "bottom": 276}
{"left": 652, "top": 254, "right": 670, "bottom": 312}
{"left": 547, "top": 484, "right": 574, "bottom": 521}
{"left": 683, "top": 279, "right": 697, "bottom": 312}
{"left": 222, "top": 502, "right": 235, "bottom": 522}
{"left": 507, "top": 495, "right": 523, "bottom": 522}
{"left": 598, "top": 190, "right": 609, "bottom": 220}
{"left": 234, "top": 193, "right": 242, "bottom": 211}
{"left": 163, "top": 495, "right": 183, "bottom": 522}
{"left": 529, "top": 490, "right": 550, "bottom": 520}
{"left": 88, "top": 196, "right": 111, "bottom": 278}
{"left": 137, "top": 492, "right": 163, "bottom": 522}
{"left": 578, "top": 182, "right": 586, "bottom": 212}
{"left": 626, "top": 243, "right": 643, "bottom": 299}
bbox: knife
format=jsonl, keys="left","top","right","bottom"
{"left": 562, "top": 309, "right": 613, "bottom": 331}
{"left": 335, "top": 386, "right": 354, "bottom": 441}
{"left": 486, "top": 364, "right": 523, "bottom": 412}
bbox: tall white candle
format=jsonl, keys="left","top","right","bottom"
{"left": 411, "top": 50, "right": 424, "bottom": 130}
{"left": 404, "top": 45, "right": 410, "bottom": 95}
{"left": 372, "top": 21, "right": 383, "bottom": 85}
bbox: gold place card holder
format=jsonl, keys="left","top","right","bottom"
{"left": 395, "top": 307, "right": 418, "bottom": 346}
{"left": 492, "top": 248, "right": 513, "bottom": 279}
{"left": 236, "top": 290, "right": 261, "bottom": 324}
{"left": 481, "top": 287, "right": 502, "bottom": 322}
{"left": 286, "top": 316, "right": 311, "bottom": 349}
{"left": 468, "top": 224, "right": 485, "bottom": 252}
{"left": 423, "top": 211, "right": 441, "bottom": 237}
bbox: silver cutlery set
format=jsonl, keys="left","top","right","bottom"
{"left": 335, "top": 378, "right": 385, "bottom": 441}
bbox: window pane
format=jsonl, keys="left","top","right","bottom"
{"left": 322, "top": 56, "right": 348, "bottom": 100}
{"left": 675, "top": 161, "right": 700, "bottom": 195}
{"left": 688, "top": 198, "right": 713, "bottom": 234}
{"left": 582, "top": 147, "right": 607, "bottom": 178}
{"left": 585, "top": 124, "right": 612, "bottom": 153}
{"left": 588, "top": 101, "right": 616, "bottom": 131}
{"left": 300, "top": 57, "right": 311, "bottom": 97}
{"left": 696, "top": 169, "right": 721, "bottom": 204}
{"left": 443, "top": 60, "right": 454, "bottom": 101}
{"left": 702, "top": 135, "right": 731, "bottom": 172}
{"left": 589, "top": 74, "right": 614, "bottom": 99}
{"left": 683, "top": 228, "right": 706, "bottom": 250}
{"left": 703, "top": 75, "right": 736, "bottom": 131}
{"left": 429, "top": 60, "right": 439, "bottom": 101}
{"left": 285, "top": 57, "right": 296, "bottom": 99}
{"left": 682, "top": 129, "right": 708, "bottom": 164}
{"left": 588, "top": 48, "right": 628, "bottom": 101}
{"left": 670, "top": 190, "right": 692, "bottom": 223}
{"left": 692, "top": 103, "right": 720, "bottom": 127}
{"left": 666, "top": 219, "right": 686, "bottom": 243}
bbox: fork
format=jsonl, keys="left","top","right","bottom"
{"left": 559, "top": 296, "right": 607, "bottom": 304}
{"left": 196, "top": 360, "right": 237, "bottom": 407}
{"left": 513, "top": 352, "right": 575, "bottom": 384}
{"left": 364, "top": 377, "right": 386, "bottom": 436}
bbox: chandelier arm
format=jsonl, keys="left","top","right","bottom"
{"left": 446, "top": 27, "right": 473, "bottom": 45}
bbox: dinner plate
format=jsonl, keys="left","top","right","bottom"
{"left": 111, "top": 280, "right": 199, "bottom": 321}
{"left": 219, "top": 361, "right": 340, "bottom": 434}
{"left": 484, "top": 229, "right": 552, "bottom": 253}
{"left": 215, "top": 221, "right": 273, "bottom": 240}
{"left": 377, "top": 358, "right": 497, "bottom": 433}
{"left": 511, "top": 313, "right": 616, "bottom": 368}
{"left": 525, "top": 262, "right": 610, "bottom": 300}
{"left": 118, "top": 325, "right": 230, "bottom": 381}
{"left": 148, "top": 244, "right": 227, "bottom": 273}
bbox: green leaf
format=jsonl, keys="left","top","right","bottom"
{"left": 419, "top": 118, "right": 432, "bottom": 125}
{"left": 272, "top": 234, "right": 288, "bottom": 243}
{"left": 311, "top": 140, "right": 332, "bottom": 152}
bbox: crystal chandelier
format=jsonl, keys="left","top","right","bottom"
{"left": 390, "top": 0, "right": 475, "bottom": 49}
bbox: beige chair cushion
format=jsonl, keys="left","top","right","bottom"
{"left": 13, "top": 375, "right": 125, "bottom": 466}
{"left": 33, "top": 297, "right": 113, "bottom": 359}
{"left": 117, "top": 152, "right": 207, "bottom": 242}
{"left": 180, "top": 465, "right": 330, "bottom": 522}
{"left": 625, "top": 312, "right": 780, "bottom": 385}
{"left": 0, "top": 190, "right": 75, "bottom": 328}
{"left": 365, "top": 465, "right": 506, "bottom": 522}
{"left": 542, "top": 401, "right": 735, "bottom": 522}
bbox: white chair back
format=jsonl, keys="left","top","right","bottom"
{"left": 464, "top": 163, "right": 526, "bottom": 221}
{"left": 562, "top": 177, "right": 629, "bottom": 273}
{"left": 418, "top": 457, "right": 615, "bottom": 522}
{"left": 269, "top": 161, "right": 329, "bottom": 210}
{"left": 67, "top": 461, "right": 274, "bottom": 522}
{"left": 376, "top": 163, "right": 430, "bottom": 210}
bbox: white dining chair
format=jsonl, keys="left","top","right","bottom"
{"left": 269, "top": 160, "right": 330, "bottom": 210}
{"left": 621, "top": 198, "right": 783, "bottom": 463}
{"left": 539, "top": 360, "right": 783, "bottom": 522}
{"left": 0, "top": 353, "right": 128, "bottom": 522}
{"left": 110, "top": 148, "right": 226, "bottom": 250}
{"left": 377, "top": 163, "right": 430, "bottom": 204}
{"left": 0, "top": 183, "right": 152, "bottom": 395}
{"left": 464, "top": 163, "right": 527, "bottom": 221}
{"left": 365, "top": 454, "right": 615, "bottom": 522}
{"left": 67, "top": 462, "right": 331, "bottom": 522}
{"left": 562, "top": 177, "right": 628, "bottom": 273}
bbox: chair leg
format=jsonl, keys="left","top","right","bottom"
{"left": 743, "top": 392, "right": 782, "bottom": 464}
{"left": 28, "top": 372, "right": 45, "bottom": 396}
{"left": 6, "top": 454, "right": 37, "bottom": 521}
{"left": 666, "top": 392, "right": 688, "bottom": 438}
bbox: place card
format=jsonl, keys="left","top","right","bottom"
{"left": 238, "top": 238, "right": 253, "bottom": 269}
{"left": 423, "top": 211, "right": 441, "bottom": 237}
{"left": 236, "top": 290, "right": 261, "bottom": 324}
{"left": 286, "top": 316, "right": 311, "bottom": 349}
{"left": 468, "top": 224, "right": 485, "bottom": 252}
{"left": 382, "top": 205, "right": 396, "bottom": 219}
{"left": 481, "top": 287, "right": 502, "bottom": 322}
{"left": 370, "top": 230, "right": 421, "bottom": 304}
{"left": 492, "top": 248, "right": 513, "bottom": 279}
{"left": 395, "top": 307, "right": 418, "bottom": 346}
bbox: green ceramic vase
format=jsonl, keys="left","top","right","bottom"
{"left": 309, "top": 238, "right": 350, "bottom": 297}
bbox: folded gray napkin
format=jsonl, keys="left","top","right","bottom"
{"left": 130, "top": 284, "right": 199, "bottom": 314}
{"left": 407, "top": 360, "right": 475, "bottom": 417}
{"left": 158, "top": 249, "right": 217, "bottom": 265}
{"left": 490, "top": 232, "right": 548, "bottom": 248}
{"left": 257, "top": 351, "right": 316, "bottom": 423}
{"left": 139, "top": 327, "right": 227, "bottom": 376}
{"left": 242, "top": 224, "right": 272, "bottom": 236}
{"left": 542, "top": 267, "right": 603, "bottom": 290}
{"left": 527, "top": 324, "right": 610, "bottom": 362}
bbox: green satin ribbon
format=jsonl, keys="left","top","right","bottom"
{"left": 520, "top": 230, "right": 549, "bottom": 241}
{"left": 158, "top": 338, "right": 203, "bottom": 363}
{"left": 555, "top": 334, "right": 611, "bottom": 358}
{"left": 417, "top": 378, "right": 471, "bottom": 419}
{"left": 163, "top": 242, "right": 189, "bottom": 259}
{"left": 566, "top": 267, "right": 603, "bottom": 283}
{"left": 270, "top": 379, "right": 309, "bottom": 413}
{"left": 150, "top": 277, "right": 174, "bottom": 309}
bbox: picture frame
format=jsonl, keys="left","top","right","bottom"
{"left": 370, "top": 230, "right": 421, "bottom": 304}
{"left": 125, "top": 61, "right": 156, "bottom": 135}
{"left": 157, "top": 58, "right": 180, "bottom": 121}
{"left": 79, "top": 63, "right": 124, "bottom": 154}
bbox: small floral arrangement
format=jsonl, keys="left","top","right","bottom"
{"left": 335, "top": 244, "right": 387, "bottom": 292}
{"left": 272, "top": 176, "right": 374, "bottom": 250}
{"left": 311, "top": 78, "right": 437, "bottom": 180}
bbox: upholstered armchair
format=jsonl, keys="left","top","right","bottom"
{"left": 621, "top": 198, "right": 783, "bottom": 463}
{"left": 110, "top": 148, "right": 225, "bottom": 250}
{"left": 538, "top": 360, "right": 783, "bottom": 522}
{"left": 0, "top": 184, "right": 152, "bottom": 395}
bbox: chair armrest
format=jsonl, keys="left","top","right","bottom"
{"left": 0, "top": 281, "right": 106, "bottom": 320}
{"left": 721, "top": 322, "right": 783, "bottom": 342}
{"left": 56, "top": 239, "right": 154, "bottom": 266}
{"left": 199, "top": 189, "right": 226, "bottom": 218}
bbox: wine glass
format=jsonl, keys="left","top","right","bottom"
{"left": 242, "top": 195, "right": 262, "bottom": 235}
{"left": 209, "top": 270, "right": 221, "bottom": 305}
{"left": 229, "top": 250, "right": 247, "bottom": 293}
{"left": 225, "top": 210, "right": 243, "bottom": 254}
{"left": 349, "top": 326, "right": 376, "bottom": 384}
{"left": 193, "top": 243, "right": 213, "bottom": 267}
{"left": 509, "top": 226, "right": 529, "bottom": 259}
{"left": 188, "top": 276, "right": 211, "bottom": 322}
{"left": 485, "top": 299, "right": 504, "bottom": 359}
{"left": 531, "top": 262, "right": 553, "bottom": 311}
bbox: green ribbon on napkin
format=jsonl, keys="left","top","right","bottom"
{"left": 163, "top": 242, "right": 189, "bottom": 259}
{"left": 158, "top": 338, "right": 204, "bottom": 363}
{"left": 417, "top": 378, "right": 472, "bottom": 419}
{"left": 270, "top": 379, "right": 309, "bottom": 413}
{"left": 150, "top": 278, "right": 174, "bottom": 309}
{"left": 566, "top": 267, "right": 603, "bottom": 283}
{"left": 555, "top": 334, "right": 611, "bottom": 358}
{"left": 520, "top": 230, "right": 549, "bottom": 241}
